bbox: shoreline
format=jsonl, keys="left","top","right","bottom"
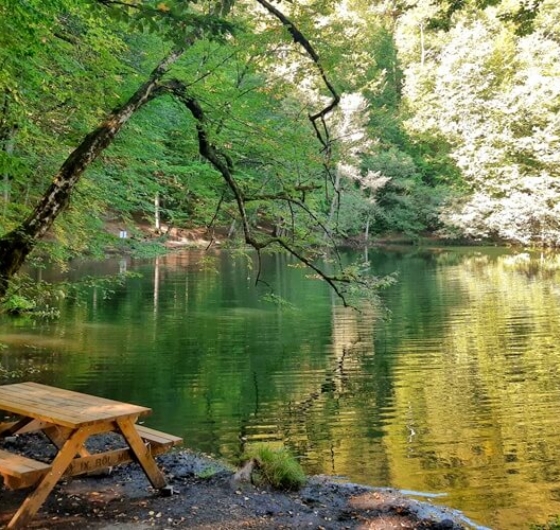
{"left": 0, "top": 432, "right": 485, "bottom": 529}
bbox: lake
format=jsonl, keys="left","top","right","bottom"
{"left": 2, "top": 246, "right": 560, "bottom": 529}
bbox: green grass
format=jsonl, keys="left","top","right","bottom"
{"left": 195, "top": 465, "right": 223, "bottom": 479}
{"left": 243, "top": 445, "right": 306, "bottom": 491}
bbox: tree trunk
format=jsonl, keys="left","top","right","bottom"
{"left": 364, "top": 212, "right": 370, "bottom": 245}
{"left": 1, "top": 126, "right": 17, "bottom": 218}
{"left": 154, "top": 192, "right": 161, "bottom": 233}
{"left": 420, "top": 22, "right": 426, "bottom": 68}
{"left": 227, "top": 219, "right": 236, "bottom": 239}
{"left": 0, "top": 48, "right": 184, "bottom": 300}
{"left": 327, "top": 169, "right": 341, "bottom": 229}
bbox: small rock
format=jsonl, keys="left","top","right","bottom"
{"left": 159, "top": 485, "right": 175, "bottom": 497}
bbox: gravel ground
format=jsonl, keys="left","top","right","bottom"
{"left": 0, "top": 433, "right": 485, "bottom": 530}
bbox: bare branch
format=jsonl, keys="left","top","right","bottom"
{"left": 255, "top": 247, "right": 264, "bottom": 286}
{"left": 275, "top": 239, "right": 349, "bottom": 306}
{"left": 254, "top": 0, "right": 344, "bottom": 249}
{"left": 164, "top": 80, "right": 258, "bottom": 248}
{"left": 245, "top": 191, "right": 341, "bottom": 261}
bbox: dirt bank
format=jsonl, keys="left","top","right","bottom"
{"left": 0, "top": 433, "right": 485, "bottom": 530}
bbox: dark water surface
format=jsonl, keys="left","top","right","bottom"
{"left": 3, "top": 247, "right": 560, "bottom": 529}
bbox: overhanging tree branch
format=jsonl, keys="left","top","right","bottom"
{"left": 165, "top": 80, "right": 259, "bottom": 247}
{"left": 245, "top": 191, "right": 339, "bottom": 251}
{"left": 254, "top": 0, "right": 343, "bottom": 231}
{"left": 165, "top": 80, "right": 363, "bottom": 306}
{"left": 0, "top": 0, "right": 372, "bottom": 308}
{"left": 96, "top": 0, "right": 139, "bottom": 7}
{"left": 275, "top": 238, "right": 348, "bottom": 303}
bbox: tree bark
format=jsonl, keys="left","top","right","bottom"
{"left": 1, "top": 125, "right": 17, "bottom": 219}
{"left": 327, "top": 168, "right": 341, "bottom": 229}
{"left": 0, "top": 48, "right": 184, "bottom": 299}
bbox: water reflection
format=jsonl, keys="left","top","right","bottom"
{"left": 3, "top": 248, "right": 560, "bottom": 528}
{"left": 373, "top": 248, "right": 560, "bottom": 529}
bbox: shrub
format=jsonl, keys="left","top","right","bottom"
{"left": 2, "top": 294, "right": 36, "bottom": 315}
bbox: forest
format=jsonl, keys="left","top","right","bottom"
{"left": 1, "top": 0, "right": 559, "bottom": 302}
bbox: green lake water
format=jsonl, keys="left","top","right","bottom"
{"left": 3, "top": 247, "right": 560, "bottom": 529}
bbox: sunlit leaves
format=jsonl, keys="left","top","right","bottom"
{"left": 90, "top": 0, "right": 237, "bottom": 43}
{"left": 399, "top": 1, "right": 560, "bottom": 245}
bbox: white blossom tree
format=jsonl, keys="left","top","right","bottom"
{"left": 399, "top": 2, "right": 560, "bottom": 245}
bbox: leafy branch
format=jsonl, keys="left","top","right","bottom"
{"left": 164, "top": 80, "right": 378, "bottom": 307}
{"left": 254, "top": 0, "right": 339, "bottom": 149}
{"left": 254, "top": 0, "right": 342, "bottom": 223}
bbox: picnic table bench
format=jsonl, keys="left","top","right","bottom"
{"left": 0, "top": 382, "right": 182, "bottom": 529}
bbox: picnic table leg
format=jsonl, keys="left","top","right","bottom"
{"left": 6, "top": 426, "right": 93, "bottom": 529}
{"left": 116, "top": 418, "right": 167, "bottom": 490}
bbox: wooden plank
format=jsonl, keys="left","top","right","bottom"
{"left": 64, "top": 447, "right": 135, "bottom": 476}
{"left": 64, "top": 438, "right": 177, "bottom": 478}
{"left": 43, "top": 424, "right": 92, "bottom": 459}
{"left": 0, "top": 418, "right": 34, "bottom": 437}
{"left": 0, "top": 449, "right": 50, "bottom": 478}
{"left": 0, "top": 419, "right": 53, "bottom": 436}
{"left": 3, "top": 473, "right": 45, "bottom": 490}
{"left": 0, "top": 382, "right": 148, "bottom": 425}
{"left": 0, "top": 400, "right": 146, "bottom": 427}
{"left": 0, "top": 383, "right": 150, "bottom": 428}
{"left": 136, "top": 425, "right": 182, "bottom": 448}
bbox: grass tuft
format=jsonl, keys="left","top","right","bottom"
{"left": 243, "top": 445, "right": 306, "bottom": 491}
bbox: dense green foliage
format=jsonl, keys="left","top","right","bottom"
{"left": 1, "top": 0, "right": 559, "bottom": 296}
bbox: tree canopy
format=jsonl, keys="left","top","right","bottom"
{"left": 1, "top": 0, "right": 559, "bottom": 303}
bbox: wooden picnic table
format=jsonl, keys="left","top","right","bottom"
{"left": 0, "top": 382, "right": 182, "bottom": 529}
